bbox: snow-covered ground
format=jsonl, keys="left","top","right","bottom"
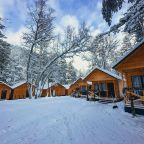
{"left": 0, "top": 97, "right": 144, "bottom": 144}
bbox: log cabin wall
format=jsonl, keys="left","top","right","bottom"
{"left": 41, "top": 89, "right": 48, "bottom": 97}
{"left": 55, "top": 86, "right": 66, "bottom": 96}
{"left": 13, "top": 84, "right": 28, "bottom": 99}
{"left": 0, "top": 83, "right": 11, "bottom": 100}
{"left": 114, "top": 42, "right": 144, "bottom": 90}
{"left": 115, "top": 44, "right": 144, "bottom": 73}
{"left": 68, "top": 84, "right": 79, "bottom": 95}
{"left": 68, "top": 79, "right": 87, "bottom": 95}
{"left": 49, "top": 84, "right": 66, "bottom": 96}
{"left": 124, "top": 68, "right": 144, "bottom": 88}
{"left": 84, "top": 69, "right": 121, "bottom": 98}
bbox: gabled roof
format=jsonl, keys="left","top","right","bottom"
{"left": 71, "top": 78, "right": 83, "bottom": 85}
{"left": 11, "top": 81, "right": 27, "bottom": 89}
{"left": 63, "top": 84, "right": 71, "bottom": 89}
{"left": 112, "top": 39, "right": 144, "bottom": 68}
{"left": 50, "top": 83, "right": 66, "bottom": 89}
{"left": 83, "top": 66, "right": 122, "bottom": 80}
{"left": 0, "top": 81, "right": 12, "bottom": 88}
{"left": 12, "top": 81, "right": 35, "bottom": 89}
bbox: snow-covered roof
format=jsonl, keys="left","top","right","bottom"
{"left": 49, "top": 83, "right": 64, "bottom": 88}
{"left": 42, "top": 82, "right": 53, "bottom": 89}
{"left": 0, "top": 81, "right": 12, "bottom": 88}
{"left": 83, "top": 66, "right": 122, "bottom": 80}
{"left": 63, "top": 84, "right": 71, "bottom": 89}
{"left": 112, "top": 39, "right": 144, "bottom": 68}
{"left": 11, "top": 81, "right": 27, "bottom": 89}
{"left": 71, "top": 78, "right": 83, "bottom": 86}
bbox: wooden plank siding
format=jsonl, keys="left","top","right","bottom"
{"left": 114, "top": 43, "right": 144, "bottom": 73}
{"left": 41, "top": 89, "right": 48, "bottom": 97}
{"left": 48, "top": 83, "right": 67, "bottom": 96}
{"left": 0, "top": 83, "right": 12, "bottom": 100}
{"left": 13, "top": 83, "right": 35, "bottom": 99}
{"left": 83, "top": 68, "right": 121, "bottom": 98}
{"left": 113, "top": 41, "right": 144, "bottom": 113}
{"left": 68, "top": 78, "right": 87, "bottom": 95}
{"left": 113, "top": 41, "right": 144, "bottom": 89}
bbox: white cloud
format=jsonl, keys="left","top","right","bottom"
{"left": 91, "top": 29, "right": 101, "bottom": 37}
{"left": 6, "top": 27, "right": 28, "bottom": 46}
{"left": 60, "top": 15, "right": 79, "bottom": 30}
{"left": 54, "top": 24, "right": 64, "bottom": 35}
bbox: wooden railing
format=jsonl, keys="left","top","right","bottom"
{"left": 125, "top": 90, "right": 144, "bottom": 104}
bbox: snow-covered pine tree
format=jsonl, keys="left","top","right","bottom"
{"left": 6, "top": 46, "right": 27, "bottom": 85}
{"left": 102, "top": 0, "right": 144, "bottom": 42}
{"left": 66, "top": 61, "right": 77, "bottom": 84}
{"left": 119, "top": 34, "right": 132, "bottom": 56}
{"left": 0, "top": 18, "right": 11, "bottom": 82}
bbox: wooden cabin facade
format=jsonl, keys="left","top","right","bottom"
{"left": 68, "top": 78, "right": 87, "bottom": 95}
{"left": 113, "top": 40, "right": 144, "bottom": 114}
{"left": 48, "top": 83, "right": 67, "bottom": 96}
{"left": 12, "top": 82, "right": 35, "bottom": 99}
{"left": 0, "top": 82, "right": 12, "bottom": 100}
{"left": 41, "top": 89, "right": 48, "bottom": 97}
{"left": 83, "top": 67, "right": 122, "bottom": 99}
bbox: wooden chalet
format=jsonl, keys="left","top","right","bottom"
{"left": 41, "top": 89, "right": 48, "bottom": 97}
{"left": 41, "top": 83, "right": 49, "bottom": 97}
{"left": 68, "top": 78, "right": 87, "bottom": 96}
{"left": 83, "top": 67, "right": 122, "bottom": 100}
{"left": 0, "top": 81, "right": 12, "bottom": 100}
{"left": 113, "top": 40, "right": 144, "bottom": 115}
{"left": 12, "top": 81, "right": 35, "bottom": 99}
{"left": 48, "top": 83, "right": 67, "bottom": 96}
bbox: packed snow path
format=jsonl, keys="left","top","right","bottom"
{"left": 0, "top": 97, "right": 144, "bottom": 144}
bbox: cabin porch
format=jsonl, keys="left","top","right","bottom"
{"left": 123, "top": 68, "right": 144, "bottom": 115}
{"left": 86, "top": 80, "right": 120, "bottom": 98}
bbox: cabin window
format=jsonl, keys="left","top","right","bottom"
{"left": 76, "top": 88, "right": 80, "bottom": 91}
{"left": 131, "top": 76, "right": 144, "bottom": 96}
{"left": 99, "top": 82, "right": 106, "bottom": 91}
{"left": 94, "top": 83, "right": 99, "bottom": 91}
{"left": 81, "top": 86, "right": 86, "bottom": 91}
{"left": 81, "top": 86, "right": 87, "bottom": 95}
{"left": 131, "top": 76, "right": 144, "bottom": 88}
{"left": 88, "top": 85, "right": 92, "bottom": 90}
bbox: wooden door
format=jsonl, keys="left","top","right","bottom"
{"left": 107, "top": 83, "right": 115, "bottom": 97}
{"left": 1, "top": 90, "right": 7, "bottom": 99}
{"left": 94, "top": 83, "right": 99, "bottom": 96}
{"left": 81, "top": 86, "right": 87, "bottom": 95}
{"left": 99, "top": 82, "right": 106, "bottom": 97}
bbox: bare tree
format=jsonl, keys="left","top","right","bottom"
{"left": 86, "top": 34, "right": 118, "bottom": 70}
{"left": 23, "top": 0, "right": 54, "bottom": 98}
{"left": 34, "top": 25, "right": 91, "bottom": 98}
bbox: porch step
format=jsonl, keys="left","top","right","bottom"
{"left": 98, "top": 99, "right": 113, "bottom": 104}
{"left": 125, "top": 104, "right": 144, "bottom": 115}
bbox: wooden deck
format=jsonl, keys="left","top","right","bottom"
{"left": 125, "top": 103, "right": 144, "bottom": 115}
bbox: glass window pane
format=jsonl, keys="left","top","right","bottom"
{"left": 132, "top": 76, "right": 142, "bottom": 88}
{"left": 94, "top": 83, "right": 99, "bottom": 91}
{"left": 99, "top": 82, "right": 106, "bottom": 91}
{"left": 142, "top": 76, "right": 144, "bottom": 88}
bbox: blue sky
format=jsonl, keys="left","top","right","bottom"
{"left": 0, "top": 0, "right": 129, "bottom": 44}
{"left": 0, "top": 0, "right": 129, "bottom": 72}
